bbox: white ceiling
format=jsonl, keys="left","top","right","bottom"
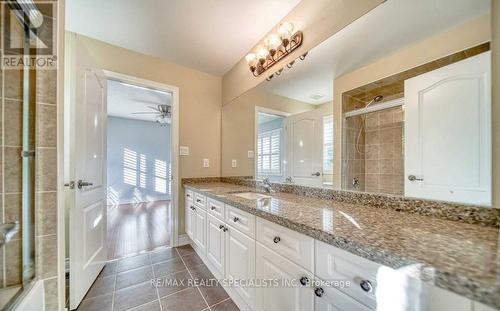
{"left": 107, "top": 80, "right": 171, "bottom": 122}
{"left": 66, "top": 0, "right": 301, "bottom": 76}
{"left": 260, "top": 0, "right": 490, "bottom": 104}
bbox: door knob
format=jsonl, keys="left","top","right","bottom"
{"left": 77, "top": 180, "right": 94, "bottom": 189}
{"left": 408, "top": 175, "right": 423, "bottom": 181}
{"left": 311, "top": 172, "right": 321, "bottom": 177}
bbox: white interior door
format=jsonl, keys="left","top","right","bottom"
{"left": 284, "top": 110, "right": 324, "bottom": 186}
{"left": 67, "top": 35, "right": 108, "bottom": 309}
{"left": 404, "top": 52, "right": 491, "bottom": 205}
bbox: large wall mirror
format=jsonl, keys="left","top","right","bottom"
{"left": 221, "top": 0, "right": 493, "bottom": 206}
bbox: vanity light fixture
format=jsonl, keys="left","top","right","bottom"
{"left": 245, "top": 21, "right": 304, "bottom": 77}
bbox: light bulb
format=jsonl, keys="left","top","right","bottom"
{"left": 245, "top": 53, "right": 258, "bottom": 67}
{"left": 256, "top": 46, "right": 269, "bottom": 63}
{"left": 266, "top": 34, "right": 282, "bottom": 50}
{"left": 278, "top": 22, "right": 294, "bottom": 40}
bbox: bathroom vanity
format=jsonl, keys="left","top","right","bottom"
{"left": 182, "top": 179, "right": 499, "bottom": 311}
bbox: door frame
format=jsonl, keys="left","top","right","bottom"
{"left": 254, "top": 106, "right": 290, "bottom": 180}
{"left": 102, "top": 70, "right": 180, "bottom": 247}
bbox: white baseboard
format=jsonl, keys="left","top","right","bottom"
{"left": 177, "top": 234, "right": 191, "bottom": 246}
{"left": 190, "top": 242, "right": 252, "bottom": 311}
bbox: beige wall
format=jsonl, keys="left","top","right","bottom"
{"left": 221, "top": 88, "right": 317, "bottom": 176}
{"left": 493, "top": 1, "right": 499, "bottom": 208}
{"left": 221, "top": 0, "right": 384, "bottom": 104}
{"left": 73, "top": 34, "right": 222, "bottom": 235}
{"left": 332, "top": 14, "right": 491, "bottom": 190}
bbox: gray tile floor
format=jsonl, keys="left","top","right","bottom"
{"left": 76, "top": 245, "right": 240, "bottom": 311}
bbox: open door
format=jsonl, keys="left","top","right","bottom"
{"left": 66, "top": 34, "right": 108, "bottom": 309}
{"left": 404, "top": 52, "right": 491, "bottom": 205}
{"left": 284, "top": 109, "right": 324, "bottom": 186}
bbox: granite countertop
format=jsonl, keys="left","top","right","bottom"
{"left": 183, "top": 181, "right": 500, "bottom": 308}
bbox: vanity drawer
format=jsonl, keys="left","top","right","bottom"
{"left": 225, "top": 205, "right": 255, "bottom": 238}
{"left": 185, "top": 189, "right": 194, "bottom": 202}
{"left": 194, "top": 193, "right": 206, "bottom": 209}
{"left": 207, "top": 198, "right": 225, "bottom": 221}
{"left": 256, "top": 218, "right": 314, "bottom": 272}
{"left": 315, "top": 240, "right": 379, "bottom": 310}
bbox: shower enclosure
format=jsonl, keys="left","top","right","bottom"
{"left": 0, "top": 3, "right": 38, "bottom": 308}
{"left": 342, "top": 98, "right": 405, "bottom": 195}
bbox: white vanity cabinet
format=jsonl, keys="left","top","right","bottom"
{"left": 225, "top": 223, "right": 256, "bottom": 309}
{"left": 206, "top": 214, "right": 226, "bottom": 276}
{"left": 183, "top": 191, "right": 496, "bottom": 311}
{"left": 185, "top": 190, "right": 194, "bottom": 239}
{"left": 193, "top": 206, "right": 207, "bottom": 255}
{"left": 255, "top": 243, "right": 314, "bottom": 311}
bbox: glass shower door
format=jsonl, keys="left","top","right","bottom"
{"left": 0, "top": 2, "right": 37, "bottom": 308}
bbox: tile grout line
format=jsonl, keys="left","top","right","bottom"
{"left": 150, "top": 253, "right": 164, "bottom": 311}
{"left": 111, "top": 266, "right": 117, "bottom": 311}
{"left": 175, "top": 248, "right": 212, "bottom": 311}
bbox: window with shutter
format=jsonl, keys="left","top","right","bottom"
{"left": 257, "top": 128, "right": 282, "bottom": 176}
{"left": 323, "top": 115, "right": 334, "bottom": 174}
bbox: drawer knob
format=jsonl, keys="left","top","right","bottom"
{"left": 233, "top": 217, "right": 239, "bottom": 222}
{"left": 190, "top": 206, "right": 196, "bottom": 210}
{"left": 196, "top": 199, "right": 202, "bottom": 203}
{"left": 273, "top": 236, "right": 281, "bottom": 244}
{"left": 360, "top": 280, "right": 373, "bottom": 293}
{"left": 211, "top": 206, "right": 216, "bottom": 210}
{"left": 314, "top": 287, "right": 324, "bottom": 297}
{"left": 299, "top": 276, "right": 309, "bottom": 286}
{"left": 219, "top": 224, "right": 224, "bottom": 230}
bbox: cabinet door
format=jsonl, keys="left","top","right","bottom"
{"left": 206, "top": 214, "right": 225, "bottom": 276}
{"left": 185, "top": 201, "right": 194, "bottom": 239}
{"left": 314, "top": 286, "right": 371, "bottom": 311}
{"left": 256, "top": 243, "right": 314, "bottom": 311}
{"left": 193, "top": 208, "right": 207, "bottom": 254}
{"left": 226, "top": 225, "right": 255, "bottom": 309}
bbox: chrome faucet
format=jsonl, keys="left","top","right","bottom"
{"left": 261, "top": 178, "right": 275, "bottom": 194}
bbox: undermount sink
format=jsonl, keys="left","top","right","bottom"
{"left": 232, "top": 192, "right": 271, "bottom": 200}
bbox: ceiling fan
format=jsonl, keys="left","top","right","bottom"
{"left": 132, "top": 104, "right": 171, "bottom": 126}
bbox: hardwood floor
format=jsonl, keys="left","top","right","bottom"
{"left": 107, "top": 200, "right": 170, "bottom": 260}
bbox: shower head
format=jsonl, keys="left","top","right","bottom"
{"left": 364, "top": 95, "right": 384, "bottom": 109}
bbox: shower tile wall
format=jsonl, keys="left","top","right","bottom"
{"left": 1, "top": 65, "right": 24, "bottom": 291}
{"left": 364, "top": 106, "right": 404, "bottom": 195}
{"left": 343, "top": 115, "right": 365, "bottom": 191}
{"left": 0, "top": 4, "right": 59, "bottom": 309}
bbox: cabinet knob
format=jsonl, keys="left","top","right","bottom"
{"left": 299, "top": 276, "right": 309, "bottom": 286}
{"left": 211, "top": 206, "right": 216, "bottom": 210}
{"left": 314, "top": 287, "right": 324, "bottom": 297}
{"left": 190, "top": 206, "right": 195, "bottom": 210}
{"left": 196, "top": 199, "right": 202, "bottom": 203}
{"left": 408, "top": 175, "right": 423, "bottom": 181}
{"left": 273, "top": 236, "right": 281, "bottom": 244}
{"left": 360, "top": 280, "right": 373, "bottom": 293}
{"left": 186, "top": 194, "right": 191, "bottom": 198}
{"left": 223, "top": 227, "right": 228, "bottom": 232}
{"left": 219, "top": 224, "right": 224, "bottom": 230}
{"left": 233, "top": 217, "right": 239, "bottom": 222}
